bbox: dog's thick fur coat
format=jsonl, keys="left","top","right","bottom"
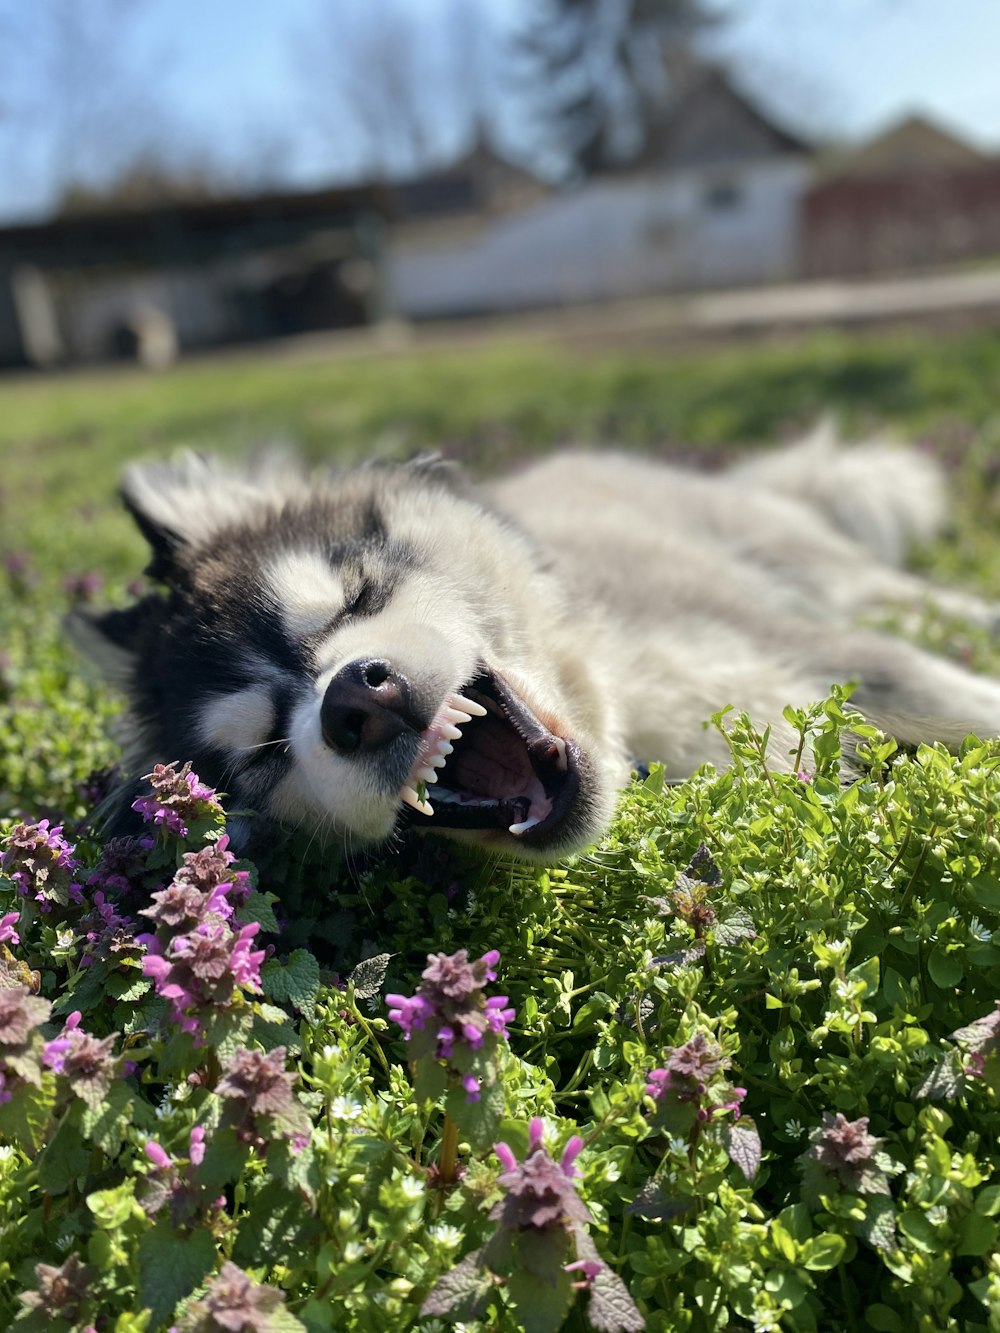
{"left": 75, "top": 427, "right": 1000, "bottom": 860}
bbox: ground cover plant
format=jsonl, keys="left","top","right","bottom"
{"left": 4, "top": 326, "right": 1000, "bottom": 1330}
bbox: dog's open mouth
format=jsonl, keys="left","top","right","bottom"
{"left": 398, "top": 668, "right": 580, "bottom": 843}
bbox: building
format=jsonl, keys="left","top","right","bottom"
{"left": 389, "top": 69, "right": 814, "bottom": 319}
{"left": 802, "top": 115, "right": 1000, "bottom": 277}
{"left": 0, "top": 185, "right": 388, "bottom": 369}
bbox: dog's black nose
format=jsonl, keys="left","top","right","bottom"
{"left": 321, "top": 659, "right": 420, "bottom": 755}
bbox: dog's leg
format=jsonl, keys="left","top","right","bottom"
{"left": 814, "top": 627, "right": 1000, "bottom": 748}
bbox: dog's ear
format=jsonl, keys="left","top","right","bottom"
{"left": 401, "top": 451, "right": 469, "bottom": 494}
{"left": 120, "top": 451, "right": 296, "bottom": 582}
{"left": 65, "top": 597, "right": 164, "bottom": 685}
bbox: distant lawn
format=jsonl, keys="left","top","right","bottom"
{"left": 4, "top": 322, "right": 1000, "bottom": 585}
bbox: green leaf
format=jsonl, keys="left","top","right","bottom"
{"left": 348, "top": 952, "right": 392, "bottom": 1000}
{"left": 233, "top": 1180, "right": 323, "bottom": 1269}
{"left": 799, "top": 1232, "right": 846, "bottom": 1271}
{"left": 446, "top": 1069, "right": 506, "bottom": 1151}
{"left": 261, "top": 950, "right": 321, "bottom": 1021}
{"left": 37, "top": 1108, "right": 90, "bottom": 1195}
{"left": 865, "top": 1303, "right": 905, "bottom": 1332}
{"left": 724, "top": 1115, "right": 761, "bottom": 1181}
{"left": 420, "top": 1249, "right": 492, "bottom": 1321}
{"left": 137, "top": 1222, "right": 216, "bottom": 1329}
{"left": 507, "top": 1260, "right": 575, "bottom": 1333}
{"left": 588, "top": 1266, "right": 646, "bottom": 1332}
{"left": 927, "top": 947, "right": 964, "bottom": 989}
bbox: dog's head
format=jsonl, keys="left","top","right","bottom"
{"left": 72, "top": 452, "right": 622, "bottom": 861}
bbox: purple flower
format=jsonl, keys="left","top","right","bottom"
{"left": 646, "top": 1033, "right": 747, "bottom": 1125}
{"left": 141, "top": 1125, "right": 219, "bottom": 1226}
{"left": 215, "top": 1046, "right": 311, "bottom": 1151}
{"left": 140, "top": 916, "right": 265, "bottom": 1035}
{"left": 1, "top": 819, "right": 83, "bottom": 909}
{"left": 386, "top": 948, "right": 515, "bottom": 1100}
{"left": 0, "top": 985, "right": 51, "bottom": 1100}
{"left": 63, "top": 571, "right": 104, "bottom": 603}
{"left": 952, "top": 1001, "right": 1000, "bottom": 1074}
{"left": 18, "top": 1253, "right": 94, "bottom": 1319}
{"left": 0, "top": 911, "right": 20, "bottom": 946}
{"left": 139, "top": 836, "right": 249, "bottom": 933}
{"left": 131, "top": 762, "right": 222, "bottom": 839}
{"left": 802, "top": 1112, "right": 889, "bottom": 1196}
{"left": 78, "top": 891, "right": 135, "bottom": 967}
{"left": 43, "top": 1010, "right": 122, "bottom": 1108}
{"left": 493, "top": 1118, "right": 588, "bottom": 1232}
{"left": 175, "top": 1260, "right": 293, "bottom": 1333}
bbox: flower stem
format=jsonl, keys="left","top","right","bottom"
{"left": 438, "top": 1112, "right": 460, "bottom": 1185}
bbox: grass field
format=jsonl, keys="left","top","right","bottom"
{"left": 5, "top": 325, "right": 1000, "bottom": 1331}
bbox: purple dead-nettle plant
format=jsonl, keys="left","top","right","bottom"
{"left": 215, "top": 1044, "right": 312, "bottom": 1151}
{"left": 951, "top": 1000, "right": 1000, "bottom": 1081}
{"left": 422, "top": 1117, "right": 645, "bottom": 1332}
{"left": 131, "top": 761, "right": 223, "bottom": 839}
{"left": 175, "top": 1259, "right": 304, "bottom": 1333}
{"left": 141, "top": 1125, "right": 224, "bottom": 1227}
{"left": 18, "top": 1253, "right": 94, "bottom": 1321}
{"left": 0, "top": 986, "right": 52, "bottom": 1105}
{"left": 78, "top": 891, "right": 135, "bottom": 967}
{"left": 43, "top": 1010, "right": 123, "bottom": 1109}
{"left": 645, "top": 1033, "right": 747, "bottom": 1124}
{"left": 136, "top": 834, "right": 264, "bottom": 1037}
{"left": 1, "top": 819, "right": 83, "bottom": 910}
{"left": 644, "top": 1032, "right": 759, "bottom": 1183}
{"left": 801, "top": 1112, "right": 891, "bottom": 1199}
{"left": 386, "top": 948, "right": 515, "bottom": 1104}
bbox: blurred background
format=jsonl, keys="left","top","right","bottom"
{"left": 3, "top": 0, "right": 1000, "bottom": 370}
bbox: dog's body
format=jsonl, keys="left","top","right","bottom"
{"left": 75, "top": 429, "right": 1000, "bottom": 861}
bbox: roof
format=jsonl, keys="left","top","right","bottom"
{"left": 0, "top": 184, "right": 391, "bottom": 268}
{"left": 827, "top": 114, "right": 987, "bottom": 179}
{"left": 631, "top": 67, "right": 812, "bottom": 172}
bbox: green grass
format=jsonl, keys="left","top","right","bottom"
{"left": 4, "top": 322, "right": 1000, "bottom": 585}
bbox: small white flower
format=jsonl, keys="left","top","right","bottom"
{"left": 0, "top": 1145, "right": 15, "bottom": 1162}
{"left": 400, "top": 1174, "right": 424, "bottom": 1202}
{"left": 329, "top": 1095, "right": 363, "bottom": 1123}
{"left": 927, "top": 1204, "right": 948, "bottom": 1226}
{"left": 430, "top": 1223, "right": 464, "bottom": 1249}
{"left": 784, "top": 1119, "right": 805, "bottom": 1139}
{"left": 343, "top": 1240, "right": 366, "bottom": 1263}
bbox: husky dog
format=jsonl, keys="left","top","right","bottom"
{"left": 72, "top": 428, "right": 1000, "bottom": 862}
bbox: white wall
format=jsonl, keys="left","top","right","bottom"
{"left": 389, "top": 158, "right": 813, "bottom": 318}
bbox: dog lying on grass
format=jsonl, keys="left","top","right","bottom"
{"left": 72, "top": 427, "right": 1000, "bottom": 861}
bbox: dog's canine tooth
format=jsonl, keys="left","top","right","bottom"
{"left": 401, "top": 785, "right": 434, "bottom": 816}
{"left": 509, "top": 816, "right": 541, "bottom": 836}
{"left": 552, "top": 737, "right": 568, "bottom": 771}
{"left": 450, "top": 693, "right": 488, "bottom": 717}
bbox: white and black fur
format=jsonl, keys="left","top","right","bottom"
{"left": 72, "top": 426, "right": 1000, "bottom": 862}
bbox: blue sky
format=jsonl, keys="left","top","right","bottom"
{"left": 3, "top": 0, "right": 1000, "bottom": 224}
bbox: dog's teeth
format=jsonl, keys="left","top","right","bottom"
{"left": 401, "top": 785, "right": 434, "bottom": 816}
{"left": 552, "top": 737, "right": 568, "bottom": 771}
{"left": 437, "top": 741, "right": 454, "bottom": 756}
{"left": 427, "top": 754, "right": 448, "bottom": 769}
{"left": 509, "top": 816, "right": 541, "bottom": 836}
{"left": 415, "top": 765, "right": 439, "bottom": 784}
{"left": 441, "top": 722, "right": 464, "bottom": 741}
{"left": 450, "top": 693, "right": 488, "bottom": 717}
{"left": 444, "top": 707, "right": 472, "bottom": 725}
